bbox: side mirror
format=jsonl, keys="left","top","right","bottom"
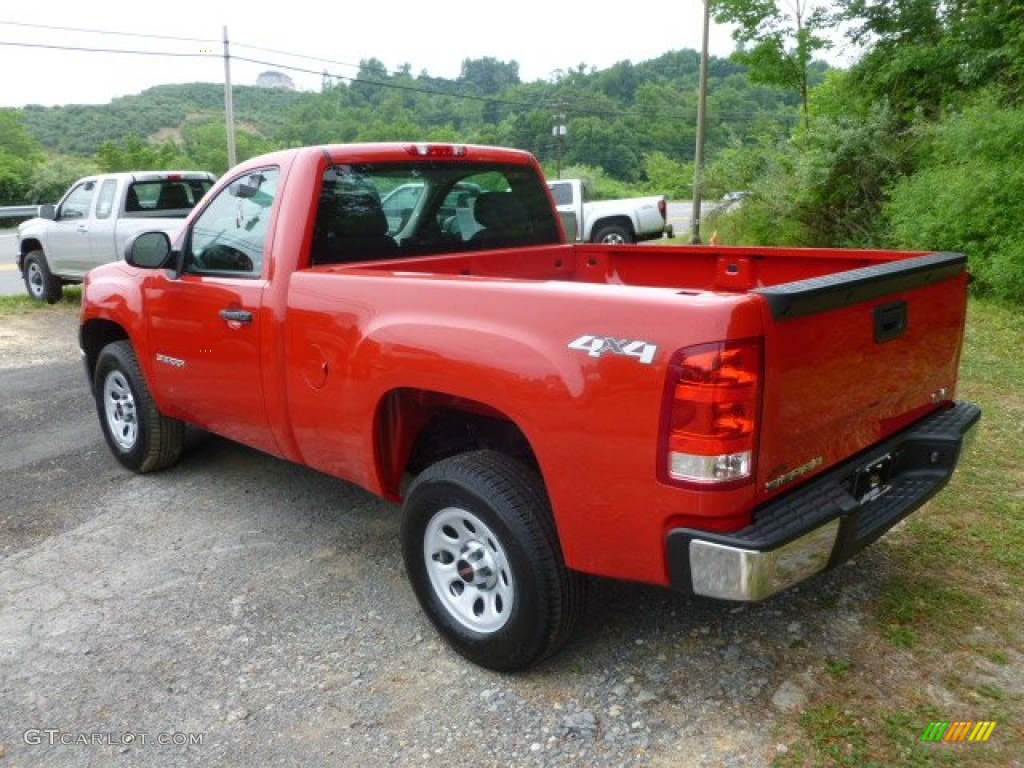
{"left": 38, "top": 204, "right": 56, "bottom": 220}
{"left": 125, "top": 231, "right": 172, "bottom": 269}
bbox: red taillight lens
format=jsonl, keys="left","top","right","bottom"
{"left": 659, "top": 339, "right": 762, "bottom": 487}
{"left": 658, "top": 198, "right": 667, "bottom": 220}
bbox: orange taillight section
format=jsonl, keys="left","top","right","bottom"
{"left": 659, "top": 339, "right": 763, "bottom": 487}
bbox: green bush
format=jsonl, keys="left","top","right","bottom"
{"left": 886, "top": 96, "right": 1024, "bottom": 302}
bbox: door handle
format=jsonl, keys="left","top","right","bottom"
{"left": 219, "top": 308, "right": 253, "bottom": 324}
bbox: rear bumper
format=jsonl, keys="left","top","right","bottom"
{"left": 666, "top": 400, "right": 981, "bottom": 601}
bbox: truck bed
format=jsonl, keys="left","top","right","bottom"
{"left": 316, "top": 241, "right": 970, "bottom": 512}
{"left": 338, "top": 242, "right": 937, "bottom": 294}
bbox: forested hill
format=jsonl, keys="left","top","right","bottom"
{"left": 20, "top": 83, "right": 305, "bottom": 157}
{"left": 17, "top": 50, "right": 819, "bottom": 185}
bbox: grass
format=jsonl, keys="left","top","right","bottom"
{"left": 0, "top": 285, "right": 81, "bottom": 314}
{"left": 773, "top": 297, "right": 1024, "bottom": 767}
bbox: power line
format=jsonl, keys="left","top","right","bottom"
{"left": 231, "top": 42, "right": 363, "bottom": 74}
{"left": 0, "top": 33, "right": 802, "bottom": 123}
{"left": 0, "top": 19, "right": 216, "bottom": 44}
{"left": 0, "top": 39, "right": 214, "bottom": 59}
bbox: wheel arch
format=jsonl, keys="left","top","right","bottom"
{"left": 374, "top": 387, "right": 539, "bottom": 499}
{"left": 590, "top": 215, "right": 635, "bottom": 242}
{"left": 18, "top": 238, "right": 44, "bottom": 271}
{"left": 80, "top": 318, "right": 131, "bottom": 384}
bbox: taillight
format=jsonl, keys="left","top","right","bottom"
{"left": 658, "top": 338, "right": 762, "bottom": 488}
{"left": 658, "top": 198, "right": 667, "bottom": 220}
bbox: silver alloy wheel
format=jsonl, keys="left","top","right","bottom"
{"left": 423, "top": 506, "right": 514, "bottom": 633}
{"left": 103, "top": 369, "right": 138, "bottom": 451}
{"left": 26, "top": 262, "right": 44, "bottom": 299}
{"left": 600, "top": 231, "right": 627, "bottom": 245}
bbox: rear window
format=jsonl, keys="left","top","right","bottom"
{"left": 125, "top": 179, "right": 213, "bottom": 214}
{"left": 310, "top": 161, "right": 561, "bottom": 265}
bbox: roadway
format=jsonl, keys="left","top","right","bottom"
{"left": 1, "top": 231, "right": 21, "bottom": 297}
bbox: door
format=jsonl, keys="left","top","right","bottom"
{"left": 48, "top": 180, "right": 98, "bottom": 275}
{"left": 85, "top": 178, "right": 119, "bottom": 270}
{"left": 143, "top": 167, "right": 281, "bottom": 455}
{"left": 548, "top": 180, "right": 581, "bottom": 241}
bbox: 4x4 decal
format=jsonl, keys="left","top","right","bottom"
{"left": 568, "top": 335, "right": 658, "bottom": 365}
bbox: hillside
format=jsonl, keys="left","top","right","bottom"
{"left": 20, "top": 83, "right": 306, "bottom": 156}
{"left": 16, "top": 51, "right": 814, "bottom": 185}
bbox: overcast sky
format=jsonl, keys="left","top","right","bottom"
{"left": 0, "top": 1, "right": 751, "bottom": 108}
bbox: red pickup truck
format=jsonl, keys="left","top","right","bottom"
{"left": 80, "top": 142, "right": 980, "bottom": 671}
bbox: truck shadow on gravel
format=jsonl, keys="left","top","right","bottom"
{"left": 174, "top": 428, "right": 890, "bottom": 707}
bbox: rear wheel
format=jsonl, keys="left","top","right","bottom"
{"left": 93, "top": 340, "right": 184, "bottom": 473}
{"left": 23, "top": 250, "right": 62, "bottom": 303}
{"left": 401, "top": 450, "right": 586, "bottom": 671}
{"left": 592, "top": 224, "right": 633, "bottom": 244}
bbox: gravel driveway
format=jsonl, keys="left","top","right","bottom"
{"left": 1, "top": 305, "right": 893, "bottom": 767}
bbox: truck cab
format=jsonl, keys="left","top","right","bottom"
{"left": 17, "top": 170, "right": 215, "bottom": 302}
{"left": 548, "top": 177, "right": 670, "bottom": 244}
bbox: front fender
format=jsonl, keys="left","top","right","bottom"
{"left": 79, "top": 264, "right": 152, "bottom": 393}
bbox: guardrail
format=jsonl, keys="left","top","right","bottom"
{"left": 0, "top": 205, "right": 40, "bottom": 219}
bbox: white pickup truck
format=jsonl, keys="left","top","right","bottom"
{"left": 17, "top": 170, "right": 215, "bottom": 302}
{"left": 547, "top": 178, "right": 672, "bottom": 244}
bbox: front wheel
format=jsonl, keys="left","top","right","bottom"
{"left": 23, "top": 250, "right": 62, "bottom": 303}
{"left": 93, "top": 340, "right": 184, "bottom": 473}
{"left": 401, "top": 451, "right": 586, "bottom": 672}
{"left": 592, "top": 224, "right": 634, "bottom": 245}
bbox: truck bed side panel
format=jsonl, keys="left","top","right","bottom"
{"left": 281, "top": 270, "right": 764, "bottom": 585}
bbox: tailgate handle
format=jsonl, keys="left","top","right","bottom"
{"left": 874, "top": 301, "right": 907, "bottom": 343}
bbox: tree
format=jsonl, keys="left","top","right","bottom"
{"left": 26, "top": 155, "right": 99, "bottom": 203}
{"left": 886, "top": 94, "right": 1024, "bottom": 302}
{"left": 836, "top": 0, "right": 957, "bottom": 120}
{"left": 838, "top": 0, "right": 1024, "bottom": 115}
{"left": 96, "top": 134, "right": 191, "bottom": 172}
{"left": 713, "top": 0, "right": 833, "bottom": 128}
{"left": 458, "top": 57, "right": 520, "bottom": 95}
{"left": 459, "top": 58, "right": 521, "bottom": 123}
{"left": 0, "top": 108, "right": 43, "bottom": 204}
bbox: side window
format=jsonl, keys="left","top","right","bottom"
{"left": 95, "top": 179, "right": 118, "bottom": 219}
{"left": 548, "top": 182, "right": 572, "bottom": 206}
{"left": 59, "top": 181, "right": 96, "bottom": 221}
{"left": 185, "top": 168, "right": 279, "bottom": 277}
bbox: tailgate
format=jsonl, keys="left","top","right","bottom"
{"left": 753, "top": 252, "right": 969, "bottom": 501}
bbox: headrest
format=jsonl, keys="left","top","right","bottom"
{"left": 473, "top": 192, "right": 526, "bottom": 230}
{"left": 157, "top": 183, "right": 189, "bottom": 209}
{"left": 320, "top": 192, "right": 388, "bottom": 237}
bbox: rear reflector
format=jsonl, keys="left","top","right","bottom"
{"left": 659, "top": 339, "right": 762, "bottom": 487}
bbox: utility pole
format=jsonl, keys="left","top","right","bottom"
{"left": 552, "top": 108, "right": 567, "bottom": 179}
{"left": 223, "top": 25, "right": 237, "bottom": 170}
{"left": 690, "top": 0, "right": 711, "bottom": 244}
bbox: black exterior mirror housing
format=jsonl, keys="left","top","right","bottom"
{"left": 125, "top": 231, "right": 173, "bottom": 269}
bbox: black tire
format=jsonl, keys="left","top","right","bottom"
{"left": 592, "top": 223, "right": 634, "bottom": 245}
{"left": 93, "top": 340, "right": 184, "bottom": 473}
{"left": 401, "top": 450, "right": 587, "bottom": 672}
{"left": 23, "top": 250, "right": 62, "bottom": 304}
